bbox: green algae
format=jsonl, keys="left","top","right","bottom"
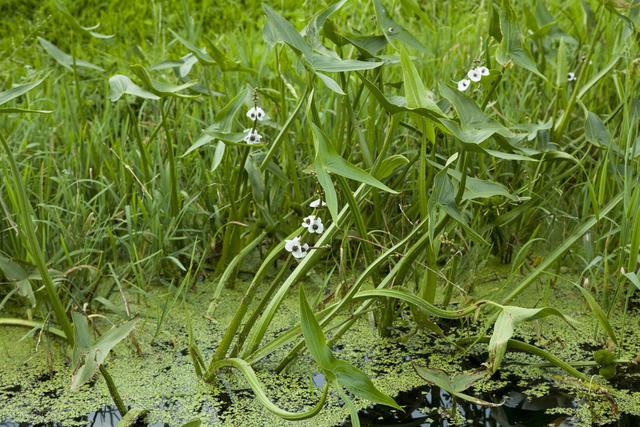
{"left": 0, "top": 282, "right": 430, "bottom": 426}
{"left": 3, "top": 267, "right": 640, "bottom": 426}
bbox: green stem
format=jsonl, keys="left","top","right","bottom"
{"left": 159, "top": 99, "right": 180, "bottom": 217}
{"left": 0, "top": 133, "right": 74, "bottom": 343}
{"left": 99, "top": 365, "right": 128, "bottom": 415}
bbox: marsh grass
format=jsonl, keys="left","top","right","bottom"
{"left": 1, "top": 0, "right": 639, "bottom": 424}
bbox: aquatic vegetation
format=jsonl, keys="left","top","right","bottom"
{"left": 1, "top": 0, "right": 640, "bottom": 425}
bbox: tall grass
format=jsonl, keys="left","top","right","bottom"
{"left": 1, "top": 0, "right": 638, "bottom": 423}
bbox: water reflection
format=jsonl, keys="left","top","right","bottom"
{"left": 0, "top": 406, "right": 168, "bottom": 427}
{"left": 347, "top": 385, "right": 640, "bottom": 427}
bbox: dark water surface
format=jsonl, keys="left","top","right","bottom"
{"left": 3, "top": 385, "right": 639, "bottom": 427}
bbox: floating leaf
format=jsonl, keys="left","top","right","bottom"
{"left": 415, "top": 367, "right": 501, "bottom": 407}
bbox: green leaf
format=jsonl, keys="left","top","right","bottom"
{"left": 37, "top": 37, "right": 104, "bottom": 71}
{"left": 314, "top": 157, "right": 339, "bottom": 221}
{"left": 439, "top": 84, "right": 515, "bottom": 146}
{"left": 299, "top": 286, "right": 337, "bottom": 371}
{"left": 109, "top": 75, "right": 160, "bottom": 102}
{"left": 263, "top": 4, "right": 382, "bottom": 73}
{"left": 398, "top": 46, "right": 442, "bottom": 114}
{"left": 334, "top": 359, "right": 402, "bottom": 410}
{"left": 585, "top": 111, "right": 611, "bottom": 148}
{"left": 170, "top": 29, "right": 216, "bottom": 65}
{"left": 55, "top": 3, "right": 115, "bottom": 39}
{"left": 0, "top": 256, "right": 35, "bottom": 307}
{"left": 495, "top": 0, "right": 544, "bottom": 79}
{"left": 263, "top": 4, "right": 312, "bottom": 56}
{"left": 71, "top": 316, "right": 136, "bottom": 390}
{"left": 0, "top": 77, "right": 47, "bottom": 106}
{"left": 302, "top": 0, "right": 348, "bottom": 53}
{"left": 488, "top": 305, "right": 576, "bottom": 373}
{"left": 353, "top": 288, "right": 480, "bottom": 320}
{"left": 375, "top": 154, "right": 409, "bottom": 180}
{"left": 307, "top": 54, "right": 383, "bottom": 73}
{"left": 0, "top": 107, "right": 52, "bottom": 114}
{"left": 311, "top": 124, "right": 396, "bottom": 193}
{"left": 356, "top": 72, "right": 443, "bottom": 120}
{"left": 577, "top": 54, "right": 622, "bottom": 100}
{"left": 130, "top": 65, "right": 197, "bottom": 98}
{"left": 447, "top": 170, "right": 518, "bottom": 201}
{"left": 414, "top": 366, "right": 501, "bottom": 407}
{"left": 315, "top": 71, "right": 345, "bottom": 95}
{"left": 624, "top": 271, "right": 640, "bottom": 291}
{"left": 575, "top": 284, "right": 618, "bottom": 345}
{"left": 373, "top": 0, "right": 426, "bottom": 52}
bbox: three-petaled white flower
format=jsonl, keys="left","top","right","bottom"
{"left": 243, "top": 128, "right": 262, "bottom": 145}
{"left": 285, "top": 237, "right": 309, "bottom": 259}
{"left": 567, "top": 72, "right": 577, "bottom": 82}
{"left": 309, "top": 199, "right": 327, "bottom": 208}
{"left": 302, "top": 215, "right": 324, "bottom": 234}
{"left": 457, "top": 79, "right": 471, "bottom": 92}
{"left": 477, "top": 66, "right": 490, "bottom": 77}
{"left": 247, "top": 106, "right": 266, "bottom": 122}
{"left": 467, "top": 68, "right": 482, "bottom": 82}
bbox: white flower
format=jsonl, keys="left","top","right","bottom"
{"left": 285, "top": 237, "right": 309, "bottom": 259}
{"left": 467, "top": 68, "right": 481, "bottom": 82}
{"left": 302, "top": 215, "right": 324, "bottom": 234}
{"left": 309, "top": 199, "right": 327, "bottom": 208}
{"left": 243, "top": 128, "right": 262, "bottom": 145}
{"left": 247, "top": 106, "right": 266, "bottom": 122}
{"left": 477, "top": 66, "right": 490, "bottom": 76}
{"left": 457, "top": 79, "right": 471, "bottom": 92}
{"left": 567, "top": 72, "right": 577, "bottom": 82}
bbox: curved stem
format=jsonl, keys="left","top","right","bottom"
{"left": 0, "top": 318, "right": 66, "bottom": 339}
{"left": 205, "top": 358, "right": 328, "bottom": 421}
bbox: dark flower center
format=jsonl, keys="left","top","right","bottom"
{"left": 292, "top": 245, "right": 299, "bottom": 252}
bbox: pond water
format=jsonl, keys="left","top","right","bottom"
{"left": 3, "top": 384, "right": 639, "bottom": 427}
